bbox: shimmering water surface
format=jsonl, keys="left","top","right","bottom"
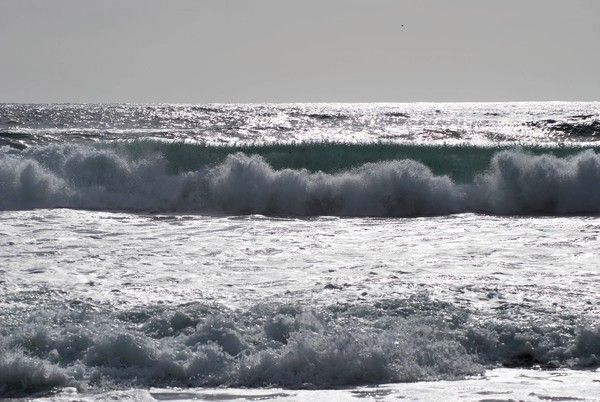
{"left": 2, "top": 102, "right": 600, "bottom": 147}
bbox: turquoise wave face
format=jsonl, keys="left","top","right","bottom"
{"left": 106, "top": 140, "right": 600, "bottom": 183}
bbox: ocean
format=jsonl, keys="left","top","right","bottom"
{"left": 0, "top": 102, "right": 599, "bottom": 401}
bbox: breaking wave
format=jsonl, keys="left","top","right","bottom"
{"left": 1, "top": 142, "right": 600, "bottom": 216}
{"left": 1, "top": 296, "right": 599, "bottom": 397}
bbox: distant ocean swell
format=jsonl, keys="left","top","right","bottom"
{"left": 2, "top": 142, "right": 600, "bottom": 215}
{"left": 1, "top": 298, "right": 599, "bottom": 397}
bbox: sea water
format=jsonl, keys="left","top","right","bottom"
{"left": 0, "top": 103, "right": 599, "bottom": 401}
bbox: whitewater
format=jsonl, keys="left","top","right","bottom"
{"left": 1, "top": 102, "right": 599, "bottom": 401}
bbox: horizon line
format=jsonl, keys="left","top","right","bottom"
{"left": 1, "top": 100, "right": 599, "bottom": 106}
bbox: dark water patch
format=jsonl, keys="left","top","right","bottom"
{"left": 527, "top": 120, "right": 600, "bottom": 138}
{"left": 383, "top": 112, "right": 410, "bottom": 118}
{"left": 552, "top": 121, "right": 600, "bottom": 138}
{"left": 304, "top": 113, "right": 349, "bottom": 121}
{"left": 0, "top": 131, "right": 32, "bottom": 140}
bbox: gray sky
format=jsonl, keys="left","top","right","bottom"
{"left": 0, "top": 0, "right": 598, "bottom": 103}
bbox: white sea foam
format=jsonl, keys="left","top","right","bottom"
{"left": 2, "top": 302, "right": 599, "bottom": 397}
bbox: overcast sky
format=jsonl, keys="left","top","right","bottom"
{"left": 0, "top": 0, "right": 598, "bottom": 103}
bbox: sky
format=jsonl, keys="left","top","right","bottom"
{"left": 0, "top": 0, "right": 598, "bottom": 103}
